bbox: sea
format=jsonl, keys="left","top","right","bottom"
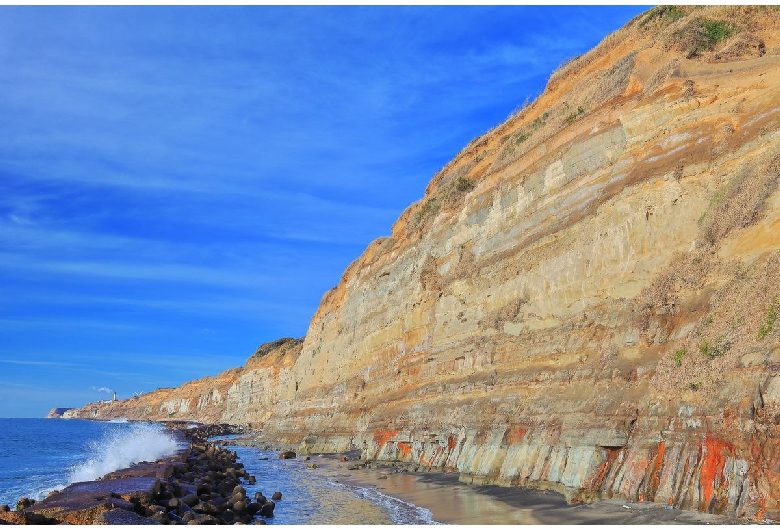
{"left": 0, "top": 418, "right": 437, "bottom": 524}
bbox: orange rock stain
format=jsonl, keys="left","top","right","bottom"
{"left": 700, "top": 434, "right": 734, "bottom": 509}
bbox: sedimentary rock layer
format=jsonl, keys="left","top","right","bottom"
{"left": 65, "top": 6, "right": 780, "bottom": 520}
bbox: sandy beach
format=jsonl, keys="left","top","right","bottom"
{"left": 305, "top": 454, "right": 741, "bottom": 525}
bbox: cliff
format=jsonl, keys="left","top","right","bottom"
{"left": 64, "top": 6, "right": 780, "bottom": 520}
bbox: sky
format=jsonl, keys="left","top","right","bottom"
{"left": 0, "top": 5, "right": 647, "bottom": 417}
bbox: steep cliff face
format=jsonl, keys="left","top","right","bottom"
{"left": 65, "top": 6, "right": 780, "bottom": 519}
{"left": 64, "top": 339, "right": 304, "bottom": 424}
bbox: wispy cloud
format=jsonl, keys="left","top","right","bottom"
{"left": 0, "top": 359, "right": 76, "bottom": 367}
{"left": 0, "top": 5, "right": 647, "bottom": 417}
{"left": 0, "top": 317, "right": 143, "bottom": 332}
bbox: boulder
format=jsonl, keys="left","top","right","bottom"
{"left": 196, "top": 483, "right": 211, "bottom": 496}
{"left": 278, "top": 451, "right": 296, "bottom": 459}
{"left": 194, "top": 501, "right": 218, "bottom": 515}
{"left": 182, "top": 493, "right": 199, "bottom": 507}
{"left": 194, "top": 514, "right": 220, "bottom": 525}
{"left": 271, "top": 492, "right": 282, "bottom": 501}
{"left": 15, "top": 498, "right": 35, "bottom": 511}
{"left": 259, "top": 501, "right": 275, "bottom": 517}
{"left": 220, "top": 510, "right": 235, "bottom": 523}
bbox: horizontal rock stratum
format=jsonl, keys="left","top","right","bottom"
{"left": 64, "top": 6, "right": 780, "bottom": 520}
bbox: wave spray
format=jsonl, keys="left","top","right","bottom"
{"left": 69, "top": 423, "right": 181, "bottom": 483}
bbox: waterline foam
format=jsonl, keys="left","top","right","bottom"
{"left": 69, "top": 423, "right": 181, "bottom": 483}
{"left": 326, "top": 479, "right": 440, "bottom": 524}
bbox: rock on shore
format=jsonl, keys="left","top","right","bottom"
{"left": 46, "top": 408, "right": 73, "bottom": 419}
{"left": 0, "top": 425, "right": 275, "bottom": 525}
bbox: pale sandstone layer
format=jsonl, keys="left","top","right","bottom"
{"left": 65, "top": 6, "right": 780, "bottom": 519}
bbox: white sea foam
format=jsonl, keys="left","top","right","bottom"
{"left": 29, "top": 482, "right": 67, "bottom": 502}
{"left": 68, "top": 423, "right": 181, "bottom": 483}
{"left": 107, "top": 418, "right": 128, "bottom": 423}
{"left": 353, "top": 485, "right": 441, "bottom": 525}
{"left": 327, "top": 479, "right": 441, "bottom": 525}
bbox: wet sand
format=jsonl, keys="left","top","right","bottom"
{"left": 309, "top": 455, "right": 738, "bottom": 525}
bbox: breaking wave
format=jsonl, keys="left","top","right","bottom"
{"left": 69, "top": 423, "right": 181, "bottom": 483}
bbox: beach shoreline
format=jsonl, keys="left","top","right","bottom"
{"left": 0, "top": 420, "right": 750, "bottom": 525}
{"left": 318, "top": 458, "right": 739, "bottom": 525}
{"left": 218, "top": 436, "right": 744, "bottom": 525}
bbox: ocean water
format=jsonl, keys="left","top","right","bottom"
{"left": 0, "top": 419, "right": 437, "bottom": 524}
{"left": 231, "top": 445, "right": 439, "bottom": 525}
{"left": 0, "top": 418, "right": 181, "bottom": 507}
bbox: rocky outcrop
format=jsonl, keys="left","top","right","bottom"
{"left": 0, "top": 426, "right": 265, "bottom": 525}
{"left": 47, "top": 408, "right": 73, "bottom": 418}
{"left": 65, "top": 6, "right": 780, "bottom": 520}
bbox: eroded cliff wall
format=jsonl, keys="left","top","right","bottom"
{"left": 66, "top": 6, "right": 780, "bottom": 519}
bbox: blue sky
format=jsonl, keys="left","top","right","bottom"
{"left": 0, "top": 6, "right": 646, "bottom": 417}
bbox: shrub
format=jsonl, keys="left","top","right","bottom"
{"left": 514, "top": 132, "right": 531, "bottom": 145}
{"left": 661, "top": 6, "right": 684, "bottom": 22}
{"left": 698, "top": 155, "right": 780, "bottom": 246}
{"left": 699, "top": 337, "right": 731, "bottom": 359}
{"left": 689, "top": 20, "right": 735, "bottom": 56}
{"left": 415, "top": 198, "right": 440, "bottom": 223}
{"left": 456, "top": 176, "right": 475, "bottom": 193}
{"left": 758, "top": 300, "right": 778, "bottom": 339}
{"left": 639, "top": 5, "right": 684, "bottom": 28}
{"left": 530, "top": 112, "right": 550, "bottom": 130}
{"left": 509, "top": 112, "right": 550, "bottom": 148}
{"left": 564, "top": 106, "right": 585, "bottom": 125}
{"left": 701, "top": 20, "right": 734, "bottom": 46}
{"left": 673, "top": 348, "right": 687, "bottom": 367}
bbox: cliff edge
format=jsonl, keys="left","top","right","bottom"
{"left": 65, "top": 6, "right": 780, "bottom": 519}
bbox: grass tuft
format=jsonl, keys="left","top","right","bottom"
{"left": 758, "top": 300, "right": 778, "bottom": 339}
{"left": 673, "top": 348, "right": 687, "bottom": 367}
